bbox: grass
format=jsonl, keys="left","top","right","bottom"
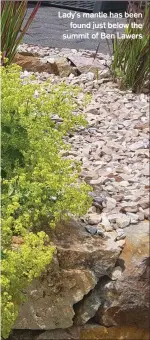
{"left": 112, "top": 1, "right": 150, "bottom": 93}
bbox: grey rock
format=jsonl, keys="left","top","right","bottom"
{"left": 90, "top": 178, "right": 103, "bottom": 185}
{"left": 87, "top": 213, "right": 102, "bottom": 225}
{"left": 119, "top": 181, "right": 130, "bottom": 187}
{"left": 85, "top": 225, "right": 97, "bottom": 235}
{"left": 141, "top": 163, "right": 149, "bottom": 176}
{"left": 106, "top": 197, "right": 117, "bottom": 211}
{"left": 126, "top": 212, "right": 139, "bottom": 224}
{"left": 100, "top": 214, "right": 113, "bottom": 232}
{"left": 129, "top": 141, "right": 147, "bottom": 151}
{"left": 96, "top": 227, "right": 105, "bottom": 238}
{"left": 120, "top": 203, "right": 139, "bottom": 213}
{"left": 107, "top": 214, "right": 118, "bottom": 223}
{"left": 116, "top": 214, "right": 131, "bottom": 229}
{"left": 116, "top": 229, "right": 126, "bottom": 241}
{"left": 110, "top": 266, "right": 123, "bottom": 280}
{"left": 93, "top": 196, "right": 107, "bottom": 205}
{"left": 138, "top": 198, "right": 149, "bottom": 209}
{"left": 102, "top": 146, "right": 112, "bottom": 155}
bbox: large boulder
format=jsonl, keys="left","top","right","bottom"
{"left": 13, "top": 53, "right": 77, "bottom": 77}
{"left": 67, "top": 55, "right": 109, "bottom": 77}
{"left": 95, "top": 221, "right": 150, "bottom": 328}
{"left": 14, "top": 220, "right": 121, "bottom": 330}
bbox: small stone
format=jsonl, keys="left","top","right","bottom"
{"left": 138, "top": 198, "right": 149, "bottom": 209}
{"left": 129, "top": 141, "right": 145, "bottom": 151}
{"left": 102, "top": 146, "right": 112, "bottom": 155}
{"left": 93, "top": 196, "right": 107, "bottom": 205}
{"left": 86, "top": 108, "right": 99, "bottom": 115}
{"left": 119, "top": 181, "right": 130, "bottom": 187}
{"left": 85, "top": 226, "right": 97, "bottom": 235}
{"left": 116, "top": 215, "right": 130, "bottom": 229}
{"left": 87, "top": 213, "right": 102, "bottom": 225}
{"left": 126, "top": 212, "right": 139, "bottom": 224}
{"left": 116, "top": 239, "right": 126, "bottom": 248}
{"left": 141, "top": 163, "right": 149, "bottom": 176}
{"left": 120, "top": 203, "right": 139, "bottom": 213}
{"left": 108, "top": 214, "right": 118, "bottom": 223}
{"left": 96, "top": 227, "right": 105, "bottom": 238}
{"left": 68, "top": 73, "right": 75, "bottom": 79}
{"left": 100, "top": 214, "right": 113, "bottom": 231}
{"left": 106, "top": 197, "right": 116, "bottom": 210}
{"left": 116, "top": 167, "right": 124, "bottom": 173}
{"left": 99, "top": 223, "right": 113, "bottom": 232}
{"left": 113, "top": 195, "right": 124, "bottom": 202}
{"left": 116, "top": 229, "right": 126, "bottom": 241}
{"left": 104, "top": 225, "right": 113, "bottom": 232}
{"left": 90, "top": 178, "right": 103, "bottom": 185}
{"left": 110, "top": 266, "right": 123, "bottom": 280}
{"left": 135, "top": 122, "right": 149, "bottom": 130}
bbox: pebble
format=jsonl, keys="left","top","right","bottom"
{"left": 87, "top": 213, "right": 102, "bottom": 225}
{"left": 116, "top": 239, "right": 126, "bottom": 248}
{"left": 111, "top": 266, "right": 123, "bottom": 280}
{"left": 116, "top": 228, "right": 126, "bottom": 241}
{"left": 126, "top": 212, "right": 139, "bottom": 224}
{"left": 85, "top": 226, "right": 97, "bottom": 235}
{"left": 106, "top": 197, "right": 117, "bottom": 210}
{"left": 96, "top": 227, "right": 105, "bottom": 238}
{"left": 116, "top": 215, "right": 131, "bottom": 229}
{"left": 129, "top": 141, "right": 146, "bottom": 151}
{"left": 141, "top": 163, "right": 149, "bottom": 176}
{"left": 100, "top": 214, "right": 112, "bottom": 231}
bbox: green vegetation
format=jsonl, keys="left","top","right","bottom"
{"left": 1, "top": 63, "right": 92, "bottom": 338}
{"left": 1, "top": 2, "right": 92, "bottom": 337}
{"left": 112, "top": 2, "right": 150, "bottom": 92}
{"left": 1, "top": 0, "right": 41, "bottom": 65}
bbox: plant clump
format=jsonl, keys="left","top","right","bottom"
{"left": 1, "top": 63, "right": 92, "bottom": 339}
{"left": 1, "top": 0, "right": 41, "bottom": 65}
{"left": 112, "top": 2, "right": 150, "bottom": 92}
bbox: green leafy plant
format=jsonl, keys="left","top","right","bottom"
{"left": 1, "top": 63, "right": 92, "bottom": 338}
{"left": 1, "top": 0, "right": 41, "bottom": 65}
{"left": 1, "top": 232, "right": 55, "bottom": 339}
{"left": 112, "top": 2, "right": 150, "bottom": 92}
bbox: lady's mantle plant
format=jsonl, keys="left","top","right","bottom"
{"left": 1, "top": 63, "right": 91, "bottom": 338}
